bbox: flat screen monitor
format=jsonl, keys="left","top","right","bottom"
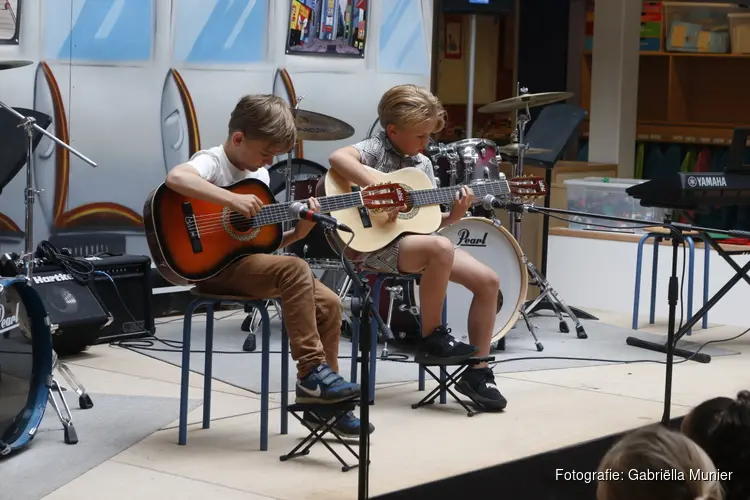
{"left": 442, "top": 0, "right": 514, "bottom": 15}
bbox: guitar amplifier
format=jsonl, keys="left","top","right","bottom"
{"left": 30, "top": 254, "right": 155, "bottom": 351}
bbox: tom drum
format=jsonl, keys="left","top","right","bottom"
{"left": 0, "top": 276, "right": 53, "bottom": 457}
{"left": 433, "top": 138, "right": 501, "bottom": 188}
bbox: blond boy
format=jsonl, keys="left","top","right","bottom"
{"left": 165, "top": 95, "right": 373, "bottom": 436}
{"left": 328, "top": 84, "right": 506, "bottom": 411}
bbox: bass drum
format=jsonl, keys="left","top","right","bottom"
{"left": 418, "top": 217, "right": 528, "bottom": 344}
{"left": 0, "top": 276, "right": 54, "bottom": 457}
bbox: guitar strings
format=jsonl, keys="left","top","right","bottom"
{"left": 189, "top": 182, "right": 513, "bottom": 236}
{"left": 187, "top": 181, "right": 513, "bottom": 236}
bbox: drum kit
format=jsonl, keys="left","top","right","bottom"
{"left": 0, "top": 60, "right": 98, "bottom": 457}
{"left": 241, "top": 88, "right": 588, "bottom": 358}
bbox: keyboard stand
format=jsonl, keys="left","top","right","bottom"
{"left": 627, "top": 231, "right": 750, "bottom": 364}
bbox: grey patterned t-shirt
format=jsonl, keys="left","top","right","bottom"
{"left": 351, "top": 131, "right": 438, "bottom": 188}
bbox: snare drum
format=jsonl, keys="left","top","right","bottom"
{"left": 419, "top": 217, "right": 527, "bottom": 344}
{"left": 0, "top": 276, "right": 53, "bottom": 457}
{"left": 267, "top": 159, "right": 339, "bottom": 264}
{"left": 434, "top": 138, "right": 501, "bottom": 187}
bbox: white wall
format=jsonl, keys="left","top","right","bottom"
{"left": 547, "top": 234, "right": 750, "bottom": 329}
{"left": 0, "top": 0, "right": 434, "bottom": 257}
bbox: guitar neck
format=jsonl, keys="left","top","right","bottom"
{"left": 247, "top": 191, "right": 364, "bottom": 228}
{"left": 410, "top": 180, "right": 510, "bottom": 208}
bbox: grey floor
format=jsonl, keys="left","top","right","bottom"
{"left": 0, "top": 393, "right": 201, "bottom": 500}
{"left": 126, "top": 311, "right": 737, "bottom": 395}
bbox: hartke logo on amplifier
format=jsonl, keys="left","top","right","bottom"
{"left": 32, "top": 272, "right": 74, "bottom": 285}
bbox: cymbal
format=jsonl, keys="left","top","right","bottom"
{"left": 498, "top": 144, "right": 551, "bottom": 156}
{"left": 0, "top": 60, "right": 33, "bottom": 71}
{"left": 478, "top": 92, "right": 573, "bottom": 114}
{"left": 293, "top": 109, "right": 355, "bottom": 141}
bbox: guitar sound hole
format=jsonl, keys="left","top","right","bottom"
{"left": 229, "top": 212, "right": 254, "bottom": 232}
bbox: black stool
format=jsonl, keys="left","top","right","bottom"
{"left": 412, "top": 356, "right": 496, "bottom": 417}
{"left": 281, "top": 401, "right": 362, "bottom": 472}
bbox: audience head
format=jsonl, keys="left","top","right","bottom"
{"left": 682, "top": 396, "right": 733, "bottom": 452}
{"left": 689, "top": 391, "right": 750, "bottom": 500}
{"left": 597, "top": 424, "right": 723, "bottom": 500}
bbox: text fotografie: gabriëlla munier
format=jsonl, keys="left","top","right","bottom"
{"left": 557, "top": 469, "right": 733, "bottom": 482}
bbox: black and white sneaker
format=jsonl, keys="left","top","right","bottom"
{"left": 415, "top": 326, "right": 478, "bottom": 365}
{"left": 456, "top": 367, "right": 507, "bottom": 411}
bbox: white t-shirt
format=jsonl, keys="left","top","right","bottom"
{"left": 186, "top": 145, "right": 270, "bottom": 187}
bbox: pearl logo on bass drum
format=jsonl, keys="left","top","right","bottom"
{"left": 0, "top": 301, "right": 20, "bottom": 334}
{"left": 456, "top": 229, "right": 488, "bottom": 247}
{"left": 32, "top": 272, "right": 74, "bottom": 285}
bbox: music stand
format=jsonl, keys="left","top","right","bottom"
{"left": 506, "top": 104, "right": 598, "bottom": 333}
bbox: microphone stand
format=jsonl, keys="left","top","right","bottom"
{"left": 501, "top": 202, "right": 747, "bottom": 425}
{"left": 323, "top": 224, "right": 378, "bottom": 500}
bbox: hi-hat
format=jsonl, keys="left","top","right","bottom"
{"left": 478, "top": 92, "right": 573, "bottom": 114}
{"left": 0, "top": 60, "right": 33, "bottom": 71}
{"left": 293, "top": 109, "right": 355, "bottom": 141}
{"left": 498, "top": 144, "right": 551, "bottom": 156}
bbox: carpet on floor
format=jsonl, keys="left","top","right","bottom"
{"left": 0, "top": 394, "right": 201, "bottom": 500}
{"left": 124, "top": 313, "right": 737, "bottom": 395}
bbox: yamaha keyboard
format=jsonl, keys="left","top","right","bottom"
{"left": 626, "top": 172, "right": 750, "bottom": 210}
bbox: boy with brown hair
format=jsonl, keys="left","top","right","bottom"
{"left": 328, "top": 84, "right": 507, "bottom": 411}
{"left": 165, "top": 94, "right": 373, "bottom": 436}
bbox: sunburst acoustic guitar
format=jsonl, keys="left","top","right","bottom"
{"left": 143, "top": 178, "right": 403, "bottom": 285}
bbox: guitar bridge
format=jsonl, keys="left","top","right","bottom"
{"left": 181, "top": 202, "right": 203, "bottom": 253}
{"left": 351, "top": 185, "right": 372, "bottom": 228}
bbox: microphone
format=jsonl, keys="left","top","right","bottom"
{"left": 289, "top": 202, "right": 353, "bottom": 233}
{"left": 481, "top": 195, "right": 528, "bottom": 213}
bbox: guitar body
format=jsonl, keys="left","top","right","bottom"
{"left": 143, "top": 178, "right": 283, "bottom": 285}
{"left": 321, "top": 166, "right": 442, "bottom": 257}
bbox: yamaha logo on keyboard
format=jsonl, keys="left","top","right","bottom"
{"left": 687, "top": 175, "right": 727, "bottom": 188}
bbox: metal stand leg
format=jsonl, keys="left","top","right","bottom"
{"left": 524, "top": 259, "right": 588, "bottom": 339}
{"left": 53, "top": 354, "right": 94, "bottom": 409}
{"left": 47, "top": 375, "right": 78, "bottom": 444}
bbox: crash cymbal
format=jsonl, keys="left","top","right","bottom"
{"left": 478, "top": 92, "right": 573, "bottom": 114}
{"left": 0, "top": 60, "right": 33, "bottom": 71}
{"left": 293, "top": 109, "right": 355, "bottom": 141}
{"left": 497, "top": 144, "right": 551, "bottom": 156}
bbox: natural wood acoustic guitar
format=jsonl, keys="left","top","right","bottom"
{"left": 319, "top": 165, "right": 546, "bottom": 260}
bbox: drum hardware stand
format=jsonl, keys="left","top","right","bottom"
{"left": 0, "top": 100, "right": 97, "bottom": 444}
{"left": 504, "top": 87, "right": 589, "bottom": 341}
{"left": 48, "top": 348, "right": 79, "bottom": 444}
{"left": 379, "top": 284, "right": 410, "bottom": 361}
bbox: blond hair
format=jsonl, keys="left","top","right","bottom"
{"left": 228, "top": 94, "right": 297, "bottom": 152}
{"left": 597, "top": 425, "right": 723, "bottom": 500}
{"left": 377, "top": 84, "right": 446, "bottom": 134}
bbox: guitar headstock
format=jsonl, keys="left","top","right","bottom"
{"left": 508, "top": 175, "right": 546, "bottom": 202}
{"left": 360, "top": 182, "right": 409, "bottom": 212}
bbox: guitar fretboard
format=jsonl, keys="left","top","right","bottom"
{"left": 244, "top": 192, "right": 363, "bottom": 228}
{"left": 409, "top": 180, "right": 510, "bottom": 207}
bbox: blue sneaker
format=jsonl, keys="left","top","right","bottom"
{"left": 303, "top": 410, "right": 375, "bottom": 438}
{"left": 296, "top": 364, "right": 360, "bottom": 403}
